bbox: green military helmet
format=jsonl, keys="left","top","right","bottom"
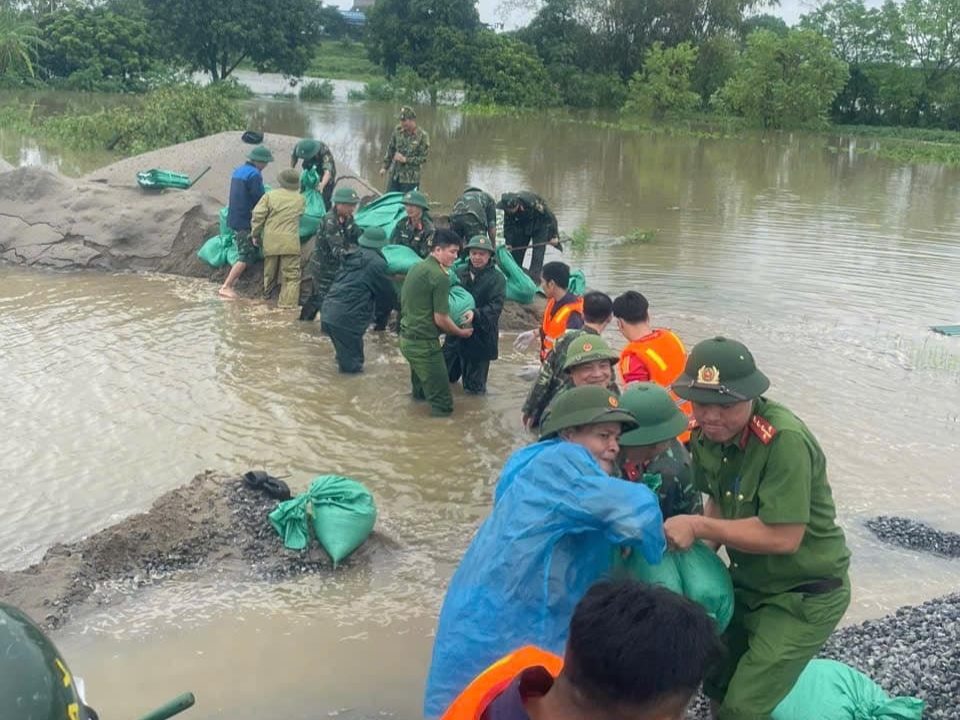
{"left": 246, "top": 144, "right": 274, "bottom": 163}
{"left": 399, "top": 105, "right": 417, "bottom": 120}
{"left": 358, "top": 226, "right": 388, "bottom": 250}
{"left": 562, "top": 334, "right": 620, "bottom": 373}
{"left": 464, "top": 235, "right": 494, "bottom": 253}
{"left": 332, "top": 185, "right": 360, "bottom": 205}
{"left": 401, "top": 190, "right": 430, "bottom": 210}
{"left": 293, "top": 138, "right": 322, "bottom": 159}
{"left": 496, "top": 192, "right": 520, "bottom": 211}
{"left": 0, "top": 603, "right": 93, "bottom": 720}
{"left": 619, "top": 382, "right": 689, "bottom": 447}
{"left": 672, "top": 336, "right": 770, "bottom": 405}
{"left": 539, "top": 385, "right": 638, "bottom": 440}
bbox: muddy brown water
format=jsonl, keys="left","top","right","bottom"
{"left": 3, "top": 85, "right": 960, "bottom": 719}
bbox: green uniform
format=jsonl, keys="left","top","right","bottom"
{"left": 300, "top": 211, "right": 362, "bottom": 321}
{"left": 450, "top": 189, "right": 497, "bottom": 245}
{"left": 620, "top": 438, "right": 702, "bottom": 519}
{"left": 382, "top": 125, "right": 430, "bottom": 193}
{"left": 692, "top": 397, "right": 851, "bottom": 720}
{"left": 400, "top": 255, "right": 453, "bottom": 416}
{"left": 293, "top": 139, "right": 337, "bottom": 210}
{"left": 391, "top": 215, "right": 436, "bottom": 259}
{"left": 521, "top": 328, "right": 604, "bottom": 427}
{"left": 501, "top": 191, "right": 558, "bottom": 285}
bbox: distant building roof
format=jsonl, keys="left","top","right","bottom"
{"left": 339, "top": 9, "right": 366, "bottom": 25}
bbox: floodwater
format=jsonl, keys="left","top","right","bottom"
{"left": 2, "top": 85, "right": 960, "bottom": 719}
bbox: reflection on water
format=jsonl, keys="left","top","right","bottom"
{"left": 2, "top": 87, "right": 960, "bottom": 719}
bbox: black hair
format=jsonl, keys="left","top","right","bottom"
{"left": 582, "top": 291, "right": 613, "bottom": 324}
{"left": 432, "top": 228, "right": 462, "bottom": 250}
{"left": 612, "top": 291, "right": 650, "bottom": 324}
{"left": 564, "top": 579, "right": 722, "bottom": 715}
{"left": 541, "top": 261, "right": 571, "bottom": 289}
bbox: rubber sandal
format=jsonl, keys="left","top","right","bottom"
{"left": 261, "top": 476, "right": 291, "bottom": 501}
{"left": 243, "top": 470, "right": 270, "bottom": 490}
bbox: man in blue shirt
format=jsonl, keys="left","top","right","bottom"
{"left": 219, "top": 145, "right": 273, "bottom": 299}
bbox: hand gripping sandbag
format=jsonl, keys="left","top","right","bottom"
{"left": 423, "top": 439, "right": 666, "bottom": 717}
{"left": 772, "top": 659, "right": 924, "bottom": 720}
{"left": 448, "top": 285, "right": 476, "bottom": 327}
{"left": 307, "top": 475, "right": 377, "bottom": 564}
{"left": 495, "top": 246, "right": 538, "bottom": 304}
{"left": 381, "top": 244, "right": 423, "bottom": 275}
{"left": 299, "top": 167, "right": 327, "bottom": 240}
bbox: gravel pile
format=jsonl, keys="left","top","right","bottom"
{"left": 866, "top": 515, "right": 960, "bottom": 558}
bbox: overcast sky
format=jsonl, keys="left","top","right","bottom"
{"left": 328, "top": 0, "right": 843, "bottom": 30}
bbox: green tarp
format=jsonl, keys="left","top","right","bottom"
{"left": 136, "top": 168, "right": 191, "bottom": 190}
{"left": 496, "top": 246, "right": 539, "bottom": 304}
{"left": 382, "top": 244, "right": 423, "bottom": 275}
{"left": 354, "top": 191, "right": 411, "bottom": 240}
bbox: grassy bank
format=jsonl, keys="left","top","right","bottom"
{"left": 306, "top": 40, "right": 384, "bottom": 83}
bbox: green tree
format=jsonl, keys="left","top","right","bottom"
{"left": 36, "top": 7, "right": 155, "bottom": 89}
{"left": 623, "top": 41, "right": 700, "bottom": 118}
{"left": 462, "top": 32, "right": 555, "bottom": 107}
{"left": 716, "top": 29, "right": 849, "bottom": 128}
{"left": 692, "top": 34, "right": 739, "bottom": 105}
{"left": 365, "top": 0, "right": 480, "bottom": 79}
{"left": 740, "top": 13, "right": 788, "bottom": 39}
{"left": 0, "top": 9, "right": 46, "bottom": 78}
{"left": 143, "top": 0, "right": 322, "bottom": 80}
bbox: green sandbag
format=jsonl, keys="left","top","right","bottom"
{"left": 449, "top": 285, "right": 477, "bottom": 327}
{"left": 615, "top": 540, "right": 734, "bottom": 631}
{"left": 307, "top": 475, "right": 377, "bottom": 565}
{"left": 772, "top": 659, "right": 925, "bottom": 720}
{"left": 568, "top": 269, "right": 586, "bottom": 296}
{"left": 354, "top": 191, "right": 410, "bottom": 240}
{"left": 496, "top": 246, "right": 538, "bottom": 304}
{"left": 136, "top": 168, "right": 191, "bottom": 189}
{"left": 268, "top": 494, "right": 310, "bottom": 551}
{"left": 299, "top": 167, "right": 326, "bottom": 240}
{"left": 218, "top": 206, "right": 233, "bottom": 241}
{"left": 382, "top": 244, "right": 423, "bottom": 275}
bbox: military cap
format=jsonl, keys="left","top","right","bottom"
{"left": 464, "top": 235, "right": 494, "bottom": 253}
{"left": 358, "top": 226, "right": 388, "bottom": 250}
{"left": 672, "top": 336, "right": 770, "bottom": 405}
{"left": 276, "top": 168, "right": 301, "bottom": 191}
{"left": 496, "top": 192, "right": 521, "bottom": 211}
{"left": 618, "top": 383, "right": 690, "bottom": 447}
{"left": 293, "top": 138, "right": 323, "bottom": 159}
{"left": 332, "top": 185, "right": 360, "bottom": 204}
{"left": 561, "top": 334, "right": 620, "bottom": 372}
{"left": 246, "top": 145, "right": 274, "bottom": 163}
{"left": 539, "top": 385, "right": 638, "bottom": 440}
{"left": 401, "top": 190, "right": 430, "bottom": 210}
{"left": 399, "top": 106, "right": 417, "bottom": 120}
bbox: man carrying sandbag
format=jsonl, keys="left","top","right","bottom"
{"left": 400, "top": 229, "right": 473, "bottom": 417}
{"left": 299, "top": 186, "right": 362, "bottom": 322}
{"left": 663, "top": 337, "right": 852, "bottom": 720}
{"left": 250, "top": 168, "right": 305, "bottom": 310}
{"left": 291, "top": 138, "right": 337, "bottom": 211}
{"left": 321, "top": 227, "right": 397, "bottom": 373}
{"left": 449, "top": 184, "right": 497, "bottom": 250}
{"left": 497, "top": 191, "right": 559, "bottom": 285}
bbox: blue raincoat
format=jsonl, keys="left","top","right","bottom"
{"left": 423, "top": 438, "right": 666, "bottom": 717}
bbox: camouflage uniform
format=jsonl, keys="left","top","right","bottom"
{"left": 450, "top": 188, "right": 497, "bottom": 246}
{"left": 620, "top": 438, "right": 703, "bottom": 519}
{"left": 300, "top": 211, "right": 362, "bottom": 321}
{"left": 293, "top": 139, "right": 337, "bottom": 211}
{"left": 391, "top": 215, "right": 436, "bottom": 259}
{"left": 499, "top": 191, "right": 558, "bottom": 285}
{"left": 522, "top": 328, "right": 619, "bottom": 428}
{"left": 382, "top": 126, "right": 430, "bottom": 194}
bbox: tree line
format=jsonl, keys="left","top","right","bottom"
{"left": 2, "top": 0, "right": 960, "bottom": 131}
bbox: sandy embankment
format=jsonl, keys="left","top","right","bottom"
{"left": 0, "top": 131, "right": 544, "bottom": 328}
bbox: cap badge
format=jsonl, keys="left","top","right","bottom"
{"left": 582, "top": 343, "right": 593, "bottom": 352}
{"left": 608, "top": 397, "right": 619, "bottom": 407}
{"left": 697, "top": 365, "right": 720, "bottom": 385}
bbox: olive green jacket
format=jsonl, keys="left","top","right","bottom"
{"left": 251, "top": 187, "right": 306, "bottom": 257}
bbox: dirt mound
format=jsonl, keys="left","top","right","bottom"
{"left": 0, "top": 471, "right": 392, "bottom": 630}
{"left": 0, "top": 157, "right": 13, "bottom": 173}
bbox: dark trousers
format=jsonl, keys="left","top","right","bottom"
{"left": 443, "top": 341, "right": 490, "bottom": 394}
{"left": 505, "top": 223, "right": 550, "bottom": 285}
{"left": 322, "top": 182, "right": 334, "bottom": 212}
{"left": 387, "top": 178, "right": 418, "bottom": 195}
{"left": 322, "top": 321, "right": 365, "bottom": 373}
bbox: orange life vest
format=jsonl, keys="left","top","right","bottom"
{"left": 440, "top": 646, "right": 564, "bottom": 720}
{"left": 540, "top": 297, "right": 584, "bottom": 361}
{"left": 618, "top": 329, "right": 695, "bottom": 444}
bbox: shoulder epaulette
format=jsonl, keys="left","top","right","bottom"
{"left": 749, "top": 415, "right": 777, "bottom": 445}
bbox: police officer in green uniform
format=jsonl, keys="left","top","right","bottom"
{"left": 391, "top": 190, "right": 436, "bottom": 258}
{"left": 400, "top": 229, "right": 474, "bottom": 416}
{"left": 497, "top": 191, "right": 560, "bottom": 284}
{"left": 299, "top": 185, "right": 362, "bottom": 322}
{"left": 291, "top": 138, "right": 337, "bottom": 211}
{"left": 380, "top": 106, "right": 430, "bottom": 194}
{"left": 618, "top": 382, "right": 703, "bottom": 519}
{"left": 450, "top": 185, "right": 497, "bottom": 249}
{"left": 663, "top": 337, "right": 851, "bottom": 720}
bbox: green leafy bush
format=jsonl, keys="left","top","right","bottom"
{"left": 299, "top": 79, "right": 334, "bottom": 100}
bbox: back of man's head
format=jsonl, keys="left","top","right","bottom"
{"left": 562, "top": 580, "right": 721, "bottom": 719}
{"left": 432, "top": 228, "right": 462, "bottom": 251}
{"left": 542, "top": 262, "right": 571, "bottom": 290}
{"left": 582, "top": 291, "right": 613, "bottom": 324}
{"left": 612, "top": 291, "right": 650, "bottom": 324}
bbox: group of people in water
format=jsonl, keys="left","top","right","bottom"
{"left": 208, "top": 108, "right": 853, "bottom": 720}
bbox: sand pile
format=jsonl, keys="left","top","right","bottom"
{"left": 0, "top": 471, "right": 393, "bottom": 631}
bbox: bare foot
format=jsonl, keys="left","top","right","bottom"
{"left": 218, "top": 286, "right": 238, "bottom": 299}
